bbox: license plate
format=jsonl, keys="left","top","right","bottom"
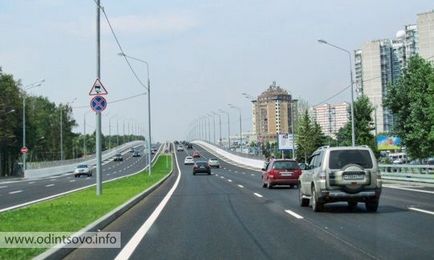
{"left": 343, "top": 174, "right": 364, "bottom": 180}
{"left": 200, "top": 166, "right": 204, "bottom": 169}
{"left": 281, "top": 172, "right": 293, "bottom": 177}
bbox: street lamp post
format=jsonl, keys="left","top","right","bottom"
{"left": 208, "top": 113, "right": 216, "bottom": 144}
{"left": 219, "top": 109, "right": 231, "bottom": 149}
{"left": 118, "top": 52, "right": 152, "bottom": 175}
{"left": 60, "top": 97, "right": 77, "bottom": 160}
{"left": 229, "top": 104, "right": 242, "bottom": 153}
{"left": 318, "top": 39, "right": 355, "bottom": 147}
{"left": 291, "top": 99, "right": 298, "bottom": 159}
{"left": 212, "top": 112, "right": 222, "bottom": 145}
{"left": 22, "top": 79, "right": 45, "bottom": 173}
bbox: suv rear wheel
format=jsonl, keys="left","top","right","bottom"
{"left": 311, "top": 185, "right": 324, "bottom": 212}
{"left": 348, "top": 201, "right": 358, "bottom": 209}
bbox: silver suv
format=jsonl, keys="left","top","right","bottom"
{"left": 299, "top": 146, "right": 381, "bottom": 212}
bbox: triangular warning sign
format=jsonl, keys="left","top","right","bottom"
{"left": 89, "top": 78, "right": 108, "bottom": 96}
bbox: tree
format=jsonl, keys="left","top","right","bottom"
{"left": 384, "top": 55, "right": 434, "bottom": 159}
{"left": 336, "top": 95, "right": 376, "bottom": 152}
{"left": 296, "top": 110, "right": 325, "bottom": 162}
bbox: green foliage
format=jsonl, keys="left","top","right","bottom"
{"left": 295, "top": 110, "right": 326, "bottom": 162}
{"left": 384, "top": 55, "right": 434, "bottom": 159}
{"left": 336, "top": 95, "right": 376, "bottom": 153}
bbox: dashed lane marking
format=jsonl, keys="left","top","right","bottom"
{"left": 45, "top": 184, "right": 55, "bottom": 187}
{"left": 238, "top": 184, "right": 244, "bottom": 188}
{"left": 409, "top": 207, "right": 434, "bottom": 216}
{"left": 9, "top": 190, "right": 22, "bottom": 194}
{"left": 254, "top": 193, "right": 263, "bottom": 198}
{"left": 285, "top": 210, "right": 304, "bottom": 219}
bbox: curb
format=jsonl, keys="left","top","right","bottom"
{"left": 35, "top": 146, "right": 174, "bottom": 260}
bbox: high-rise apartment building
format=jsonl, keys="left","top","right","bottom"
{"left": 251, "top": 82, "right": 295, "bottom": 143}
{"left": 312, "top": 103, "right": 350, "bottom": 138}
{"left": 417, "top": 10, "right": 434, "bottom": 60}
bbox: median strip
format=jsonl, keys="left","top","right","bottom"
{"left": 0, "top": 154, "right": 172, "bottom": 259}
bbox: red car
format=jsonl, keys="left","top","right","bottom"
{"left": 192, "top": 151, "right": 200, "bottom": 158}
{"left": 262, "top": 159, "right": 301, "bottom": 189}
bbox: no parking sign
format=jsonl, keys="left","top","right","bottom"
{"left": 90, "top": 95, "right": 107, "bottom": 112}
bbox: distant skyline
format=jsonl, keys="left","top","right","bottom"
{"left": 1, "top": 0, "right": 433, "bottom": 141}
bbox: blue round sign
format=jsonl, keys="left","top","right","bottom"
{"left": 90, "top": 95, "right": 107, "bottom": 112}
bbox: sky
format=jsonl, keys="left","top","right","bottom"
{"left": 1, "top": 0, "right": 433, "bottom": 142}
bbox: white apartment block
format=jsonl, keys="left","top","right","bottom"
{"left": 417, "top": 11, "right": 434, "bottom": 60}
{"left": 312, "top": 103, "right": 350, "bottom": 138}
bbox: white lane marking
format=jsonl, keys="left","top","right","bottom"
{"left": 285, "top": 210, "right": 304, "bottom": 219}
{"left": 69, "top": 180, "right": 76, "bottom": 183}
{"left": 238, "top": 184, "right": 244, "bottom": 188}
{"left": 242, "top": 172, "right": 246, "bottom": 175}
{"left": 45, "top": 184, "right": 55, "bottom": 187}
{"left": 9, "top": 190, "right": 23, "bottom": 194}
{"left": 0, "top": 186, "right": 7, "bottom": 189}
{"left": 254, "top": 193, "right": 263, "bottom": 198}
{"left": 228, "top": 179, "right": 233, "bottom": 183}
{"left": 215, "top": 174, "right": 219, "bottom": 176}
{"left": 383, "top": 184, "right": 434, "bottom": 195}
{"left": 251, "top": 174, "right": 255, "bottom": 176}
{"left": 234, "top": 171, "right": 238, "bottom": 173}
{"left": 228, "top": 169, "right": 232, "bottom": 172}
{"left": 409, "top": 207, "right": 434, "bottom": 216}
{"left": 220, "top": 176, "right": 225, "bottom": 179}
{"left": 107, "top": 174, "right": 111, "bottom": 176}
{"left": 28, "top": 182, "right": 35, "bottom": 184}
{"left": 115, "top": 145, "right": 181, "bottom": 260}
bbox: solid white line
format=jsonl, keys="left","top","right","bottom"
{"left": 0, "top": 186, "right": 7, "bottom": 189}
{"left": 238, "top": 184, "right": 244, "bottom": 188}
{"left": 228, "top": 179, "right": 233, "bottom": 183}
{"left": 254, "top": 193, "right": 263, "bottom": 198}
{"left": 45, "top": 184, "right": 55, "bottom": 187}
{"left": 9, "top": 190, "right": 23, "bottom": 194}
{"left": 383, "top": 184, "right": 434, "bottom": 195}
{"left": 285, "top": 210, "right": 304, "bottom": 219}
{"left": 409, "top": 207, "right": 434, "bottom": 216}
{"left": 115, "top": 147, "right": 181, "bottom": 260}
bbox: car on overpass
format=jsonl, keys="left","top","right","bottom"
{"left": 261, "top": 159, "right": 301, "bottom": 189}
{"left": 74, "top": 164, "right": 92, "bottom": 178}
{"left": 184, "top": 156, "right": 194, "bottom": 165}
{"left": 114, "top": 153, "right": 123, "bottom": 161}
{"left": 193, "top": 161, "right": 211, "bottom": 175}
{"left": 133, "top": 151, "right": 141, "bottom": 157}
{"left": 299, "top": 146, "right": 381, "bottom": 212}
{"left": 208, "top": 158, "right": 220, "bottom": 168}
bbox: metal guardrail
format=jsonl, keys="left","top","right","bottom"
{"left": 379, "top": 164, "right": 434, "bottom": 183}
{"left": 199, "top": 141, "right": 265, "bottom": 160}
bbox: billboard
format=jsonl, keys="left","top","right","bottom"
{"left": 278, "top": 134, "right": 294, "bottom": 150}
{"left": 376, "top": 135, "right": 401, "bottom": 150}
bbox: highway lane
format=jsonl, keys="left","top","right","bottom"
{"left": 0, "top": 146, "right": 153, "bottom": 212}
{"left": 67, "top": 148, "right": 407, "bottom": 260}
{"left": 192, "top": 145, "right": 434, "bottom": 259}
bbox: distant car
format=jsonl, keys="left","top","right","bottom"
{"left": 74, "top": 164, "right": 92, "bottom": 177}
{"left": 187, "top": 143, "right": 193, "bottom": 149}
{"left": 114, "top": 153, "right": 123, "bottom": 161}
{"left": 193, "top": 161, "right": 211, "bottom": 175}
{"left": 129, "top": 148, "right": 135, "bottom": 153}
{"left": 262, "top": 159, "right": 301, "bottom": 189}
{"left": 184, "top": 156, "right": 194, "bottom": 165}
{"left": 133, "top": 151, "right": 141, "bottom": 157}
{"left": 192, "top": 151, "right": 200, "bottom": 158}
{"left": 208, "top": 158, "right": 220, "bottom": 168}
{"left": 151, "top": 147, "right": 157, "bottom": 154}
{"left": 177, "top": 145, "right": 184, "bottom": 152}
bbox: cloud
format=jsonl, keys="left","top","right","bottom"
{"left": 105, "top": 12, "right": 198, "bottom": 34}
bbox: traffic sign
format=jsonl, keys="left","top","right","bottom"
{"left": 90, "top": 95, "right": 107, "bottom": 112}
{"left": 21, "top": 146, "right": 29, "bottom": 154}
{"left": 89, "top": 78, "right": 108, "bottom": 96}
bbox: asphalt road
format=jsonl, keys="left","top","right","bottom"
{"left": 0, "top": 145, "right": 153, "bottom": 212}
{"left": 65, "top": 144, "right": 434, "bottom": 260}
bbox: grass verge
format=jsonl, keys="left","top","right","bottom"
{"left": 0, "top": 154, "right": 173, "bottom": 259}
